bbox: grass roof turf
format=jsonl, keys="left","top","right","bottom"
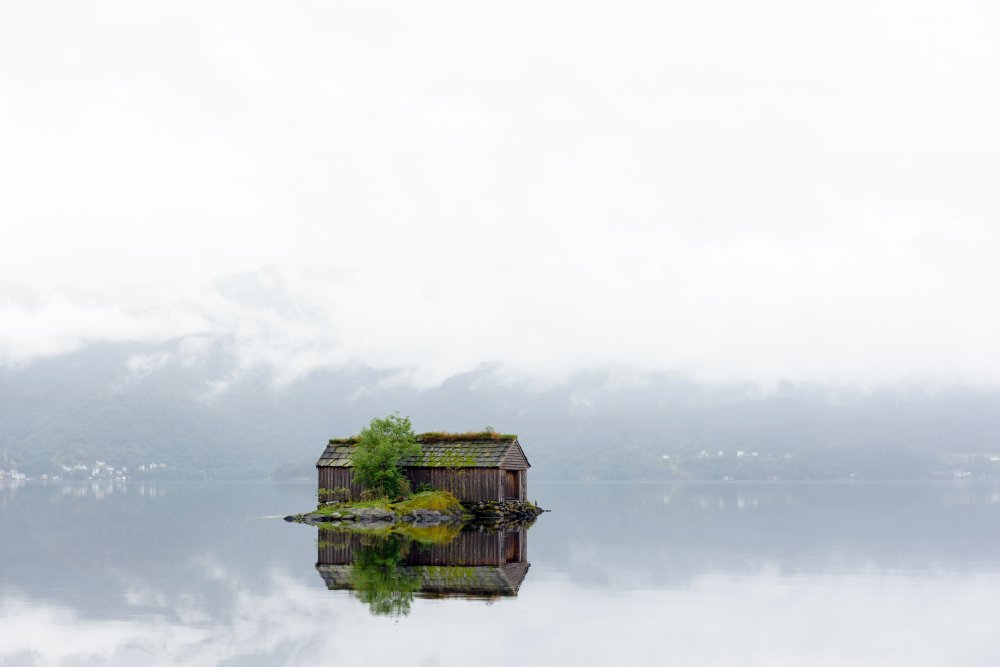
{"left": 328, "top": 431, "right": 518, "bottom": 445}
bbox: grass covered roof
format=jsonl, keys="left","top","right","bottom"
{"left": 317, "top": 431, "right": 527, "bottom": 469}
{"left": 328, "top": 431, "right": 518, "bottom": 445}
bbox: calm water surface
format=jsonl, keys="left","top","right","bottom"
{"left": 2, "top": 480, "right": 999, "bottom": 666}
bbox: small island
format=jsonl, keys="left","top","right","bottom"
{"left": 285, "top": 415, "right": 544, "bottom": 531}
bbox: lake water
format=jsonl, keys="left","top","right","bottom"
{"left": 2, "top": 480, "right": 1000, "bottom": 666}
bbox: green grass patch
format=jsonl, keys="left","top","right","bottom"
{"left": 415, "top": 431, "right": 518, "bottom": 442}
{"left": 313, "top": 497, "right": 391, "bottom": 515}
{"left": 390, "top": 490, "right": 464, "bottom": 514}
{"left": 329, "top": 431, "right": 517, "bottom": 445}
{"left": 314, "top": 490, "right": 465, "bottom": 517}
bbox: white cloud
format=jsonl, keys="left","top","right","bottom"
{"left": 1, "top": 0, "right": 998, "bottom": 387}
{"left": 0, "top": 284, "right": 209, "bottom": 367}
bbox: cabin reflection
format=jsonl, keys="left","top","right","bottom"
{"left": 316, "top": 527, "right": 530, "bottom": 601}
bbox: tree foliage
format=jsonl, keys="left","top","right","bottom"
{"left": 352, "top": 413, "right": 421, "bottom": 498}
{"left": 349, "top": 534, "right": 420, "bottom": 617}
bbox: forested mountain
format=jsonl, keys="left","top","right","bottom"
{"left": 3, "top": 338, "right": 1000, "bottom": 480}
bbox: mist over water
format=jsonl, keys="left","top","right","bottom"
{"left": 2, "top": 480, "right": 999, "bottom": 666}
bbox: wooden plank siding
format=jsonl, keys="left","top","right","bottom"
{"left": 500, "top": 442, "right": 530, "bottom": 470}
{"left": 318, "top": 467, "right": 367, "bottom": 499}
{"left": 405, "top": 467, "right": 500, "bottom": 502}
{"left": 320, "top": 466, "right": 502, "bottom": 503}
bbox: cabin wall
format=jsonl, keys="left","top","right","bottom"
{"left": 318, "top": 466, "right": 501, "bottom": 503}
{"left": 405, "top": 467, "right": 499, "bottom": 503}
{"left": 318, "top": 467, "right": 367, "bottom": 500}
{"left": 500, "top": 443, "right": 530, "bottom": 470}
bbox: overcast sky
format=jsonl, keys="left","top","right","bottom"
{"left": 1, "top": 0, "right": 998, "bottom": 386}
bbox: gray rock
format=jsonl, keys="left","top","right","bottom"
{"left": 350, "top": 507, "right": 395, "bottom": 522}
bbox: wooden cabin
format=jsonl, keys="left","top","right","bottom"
{"left": 316, "top": 432, "right": 530, "bottom": 503}
{"left": 316, "top": 527, "right": 531, "bottom": 599}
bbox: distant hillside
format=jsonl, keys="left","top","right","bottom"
{"left": 3, "top": 338, "right": 1000, "bottom": 480}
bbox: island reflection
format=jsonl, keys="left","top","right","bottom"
{"left": 316, "top": 525, "right": 531, "bottom": 616}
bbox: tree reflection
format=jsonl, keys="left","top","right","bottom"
{"left": 317, "top": 525, "right": 532, "bottom": 617}
{"left": 349, "top": 534, "right": 421, "bottom": 617}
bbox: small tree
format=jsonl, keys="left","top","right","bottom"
{"left": 352, "top": 413, "right": 421, "bottom": 498}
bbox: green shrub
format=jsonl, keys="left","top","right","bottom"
{"left": 319, "top": 486, "right": 352, "bottom": 503}
{"left": 352, "top": 413, "right": 421, "bottom": 499}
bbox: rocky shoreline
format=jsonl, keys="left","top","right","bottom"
{"left": 463, "top": 500, "right": 547, "bottom": 529}
{"left": 284, "top": 499, "right": 544, "bottom": 529}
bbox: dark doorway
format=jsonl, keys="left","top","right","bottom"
{"left": 504, "top": 470, "right": 519, "bottom": 500}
